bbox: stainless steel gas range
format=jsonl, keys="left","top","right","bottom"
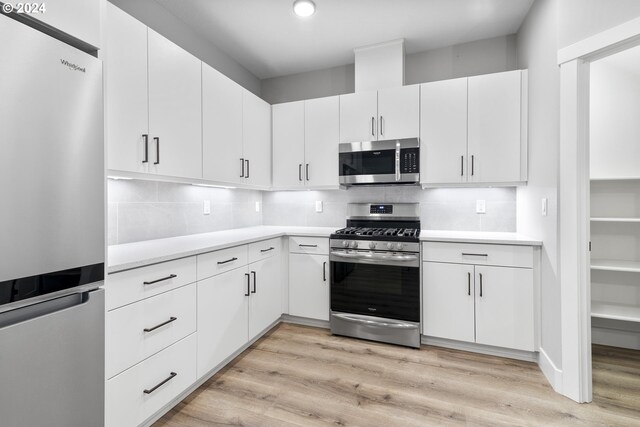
{"left": 329, "top": 203, "right": 421, "bottom": 348}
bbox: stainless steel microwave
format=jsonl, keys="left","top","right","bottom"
{"left": 338, "top": 138, "right": 419, "bottom": 185}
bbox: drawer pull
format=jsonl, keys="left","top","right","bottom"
{"left": 143, "top": 317, "right": 177, "bottom": 333}
{"left": 260, "top": 247, "right": 275, "bottom": 253}
{"left": 461, "top": 253, "right": 488, "bottom": 257}
{"left": 143, "top": 372, "right": 177, "bottom": 395}
{"left": 299, "top": 244, "right": 318, "bottom": 248}
{"left": 217, "top": 257, "right": 238, "bottom": 265}
{"left": 143, "top": 274, "right": 177, "bottom": 285}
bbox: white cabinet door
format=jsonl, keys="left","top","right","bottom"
{"left": 272, "top": 101, "right": 305, "bottom": 188}
{"left": 202, "top": 64, "right": 243, "bottom": 184}
{"left": 148, "top": 29, "right": 202, "bottom": 179}
{"left": 37, "top": 0, "right": 101, "bottom": 48}
{"left": 248, "top": 256, "right": 282, "bottom": 340}
{"left": 305, "top": 96, "right": 340, "bottom": 187}
{"left": 468, "top": 70, "right": 522, "bottom": 184}
{"left": 420, "top": 78, "right": 468, "bottom": 184}
{"left": 242, "top": 90, "right": 272, "bottom": 187}
{"left": 339, "top": 91, "right": 378, "bottom": 143}
{"left": 474, "top": 265, "right": 534, "bottom": 351}
{"left": 377, "top": 85, "right": 420, "bottom": 140}
{"left": 197, "top": 267, "right": 249, "bottom": 378}
{"left": 105, "top": 3, "right": 149, "bottom": 174}
{"left": 289, "top": 254, "right": 329, "bottom": 321}
{"left": 422, "top": 262, "right": 475, "bottom": 343}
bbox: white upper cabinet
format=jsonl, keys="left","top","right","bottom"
{"left": 467, "top": 70, "right": 525, "bottom": 184}
{"left": 377, "top": 85, "right": 420, "bottom": 140}
{"left": 106, "top": 3, "right": 149, "bottom": 174}
{"left": 37, "top": 0, "right": 101, "bottom": 48}
{"left": 421, "top": 78, "right": 468, "bottom": 185}
{"left": 339, "top": 90, "right": 378, "bottom": 143}
{"left": 202, "top": 64, "right": 243, "bottom": 184}
{"left": 147, "top": 29, "right": 202, "bottom": 179}
{"left": 242, "top": 90, "right": 272, "bottom": 187}
{"left": 272, "top": 101, "right": 305, "bottom": 188}
{"left": 304, "top": 96, "right": 340, "bottom": 187}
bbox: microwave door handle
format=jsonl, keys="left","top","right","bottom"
{"left": 395, "top": 142, "right": 400, "bottom": 181}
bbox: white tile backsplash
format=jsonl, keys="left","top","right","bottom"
{"left": 108, "top": 180, "right": 516, "bottom": 245}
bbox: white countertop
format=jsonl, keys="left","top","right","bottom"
{"left": 108, "top": 226, "right": 542, "bottom": 274}
{"left": 108, "top": 226, "right": 335, "bottom": 273}
{"left": 420, "top": 230, "right": 542, "bottom": 246}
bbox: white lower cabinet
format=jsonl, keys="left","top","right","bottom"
{"left": 249, "top": 254, "right": 282, "bottom": 339}
{"left": 289, "top": 253, "right": 330, "bottom": 321}
{"left": 422, "top": 242, "right": 536, "bottom": 352}
{"left": 106, "top": 333, "right": 197, "bottom": 427}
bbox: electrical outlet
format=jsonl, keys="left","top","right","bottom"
{"left": 315, "top": 200, "right": 323, "bottom": 213}
{"left": 476, "top": 200, "right": 486, "bottom": 214}
{"left": 203, "top": 200, "right": 211, "bottom": 215}
{"left": 255, "top": 201, "right": 260, "bottom": 212}
{"left": 541, "top": 198, "right": 548, "bottom": 216}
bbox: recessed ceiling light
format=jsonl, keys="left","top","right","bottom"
{"left": 293, "top": 0, "right": 315, "bottom": 17}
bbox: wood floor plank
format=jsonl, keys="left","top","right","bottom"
{"left": 154, "top": 324, "right": 640, "bottom": 427}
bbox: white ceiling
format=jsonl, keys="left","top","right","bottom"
{"left": 156, "top": 0, "right": 534, "bottom": 80}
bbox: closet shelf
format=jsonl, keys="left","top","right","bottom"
{"left": 592, "top": 302, "right": 640, "bottom": 323}
{"left": 591, "top": 177, "right": 640, "bottom": 181}
{"left": 591, "top": 217, "right": 640, "bottom": 223}
{"left": 591, "top": 259, "right": 640, "bottom": 273}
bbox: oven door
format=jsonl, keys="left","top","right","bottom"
{"left": 330, "top": 250, "right": 420, "bottom": 322}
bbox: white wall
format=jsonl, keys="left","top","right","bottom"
{"left": 516, "top": 0, "right": 562, "bottom": 368}
{"left": 261, "top": 35, "right": 518, "bottom": 104}
{"left": 108, "top": 0, "right": 261, "bottom": 95}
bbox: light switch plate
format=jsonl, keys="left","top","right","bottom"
{"left": 315, "top": 200, "right": 323, "bottom": 213}
{"left": 541, "top": 198, "right": 548, "bottom": 216}
{"left": 255, "top": 201, "right": 261, "bottom": 212}
{"left": 476, "top": 200, "right": 486, "bottom": 214}
{"left": 203, "top": 200, "right": 211, "bottom": 215}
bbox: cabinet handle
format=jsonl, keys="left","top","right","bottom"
{"left": 371, "top": 117, "right": 375, "bottom": 137}
{"left": 471, "top": 155, "right": 475, "bottom": 176}
{"left": 143, "top": 372, "right": 177, "bottom": 395}
{"left": 461, "top": 253, "right": 488, "bottom": 257}
{"left": 143, "top": 317, "right": 177, "bottom": 333}
{"left": 467, "top": 272, "right": 471, "bottom": 296}
{"left": 251, "top": 271, "right": 257, "bottom": 293}
{"left": 460, "top": 155, "right": 464, "bottom": 176}
{"left": 240, "top": 158, "right": 245, "bottom": 177}
{"left": 323, "top": 261, "right": 327, "bottom": 282}
{"left": 245, "top": 273, "right": 250, "bottom": 296}
{"left": 153, "top": 137, "right": 160, "bottom": 165}
{"left": 299, "top": 244, "right": 318, "bottom": 248}
{"left": 260, "top": 247, "right": 275, "bottom": 253}
{"left": 479, "top": 273, "right": 483, "bottom": 297}
{"left": 142, "top": 134, "right": 149, "bottom": 163}
{"left": 245, "top": 159, "right": 250, "bottom": 179}
{"left": 143, "top": 274, "right": 176, "bottom": 285}
{"left": 306, "top": 164, "right": 310, "bottom": 181}
{"left": 299, "top": 164, "right": 303, "bottom": 181}
{"left": 380, "top": 115, "right": 384, "bottom": 136}
{"left": 217, "top": 257, "right": 238, "bottom": 265}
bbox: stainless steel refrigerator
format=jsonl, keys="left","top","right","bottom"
{"left": 0, "top": 12, "right": 105, "bottom": 427}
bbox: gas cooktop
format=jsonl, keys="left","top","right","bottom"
{"left": 330, "top": 203, "right": 421, "bottom": 243}
{"left": 333, "top": 227, "right": 420, "bottom": 239}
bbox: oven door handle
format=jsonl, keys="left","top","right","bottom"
{"left": 330, "top": 250, "right": 418, "bottom": 262}
{"left": 332, "top": 313, "right": 419, "bottom": 330}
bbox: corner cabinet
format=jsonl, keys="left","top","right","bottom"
{"left": 422, "top": 241, "right": 537, "bottom": 352}
{"left": 106, "top": 3, "right": 202, "bottom": 180}
{"left": 420, "top": 70, "right": 528, "bottom": 186}
{"left": 272, "top": 96, "right": 339, "bottom": 189}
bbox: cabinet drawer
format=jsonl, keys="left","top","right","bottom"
{"left": 422, "top": 242, "right": 533, "bottom": 268}
{"left": 106, "top": 333, "right": 197, "bottom": 427}
{"left": 197, "top": 245, "right": 248, "bottom": 280}
{"left": 289, "top": 236, "right": 329, "bottom": 255}
{"left": 106, "top": 283, "right": 197, "bottom": 379}
{"left": 248, "top": 238, "right": 282, "bottom": 264}
{"left": 107, "top": 257, "right": 196, "bottom": 310}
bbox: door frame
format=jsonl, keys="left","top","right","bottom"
{"left": 557, "top": 16, "right": 640, "bottom": 403}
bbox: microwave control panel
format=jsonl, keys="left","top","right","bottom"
{"left": 400, "top": 148, "right": 419, "bottom": 174}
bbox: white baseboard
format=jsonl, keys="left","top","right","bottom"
{"left": 538, "top": 347, "right": 563, "bottom": 393}
{"left": 421, "top": 336, "right": 538, "bottom": 362}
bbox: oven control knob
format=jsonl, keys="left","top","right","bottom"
{"left": 369, "top": 242, "right": 376, "bottom": 250}
{"left": 395, "top": 243, "right": 404, "bottom": 250}
{"left": 342, "top": 241, "right": 349, "bottom": 248}
{"left": 386, "top": 242, "right": 393, "bottom": 250}
{"left": 350, "top": 241, "right": 359, "bottom": 249}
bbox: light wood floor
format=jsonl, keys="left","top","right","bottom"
{"left": 155, "top": 323, "right": 640, "bottom": 426}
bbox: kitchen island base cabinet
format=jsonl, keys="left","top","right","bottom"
{"left": 289, "top": 253, "right": 330, "bottom": 321}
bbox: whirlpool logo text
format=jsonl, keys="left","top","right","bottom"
{"left": 60, "top": 59, "right": 86, "bottom": 73}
